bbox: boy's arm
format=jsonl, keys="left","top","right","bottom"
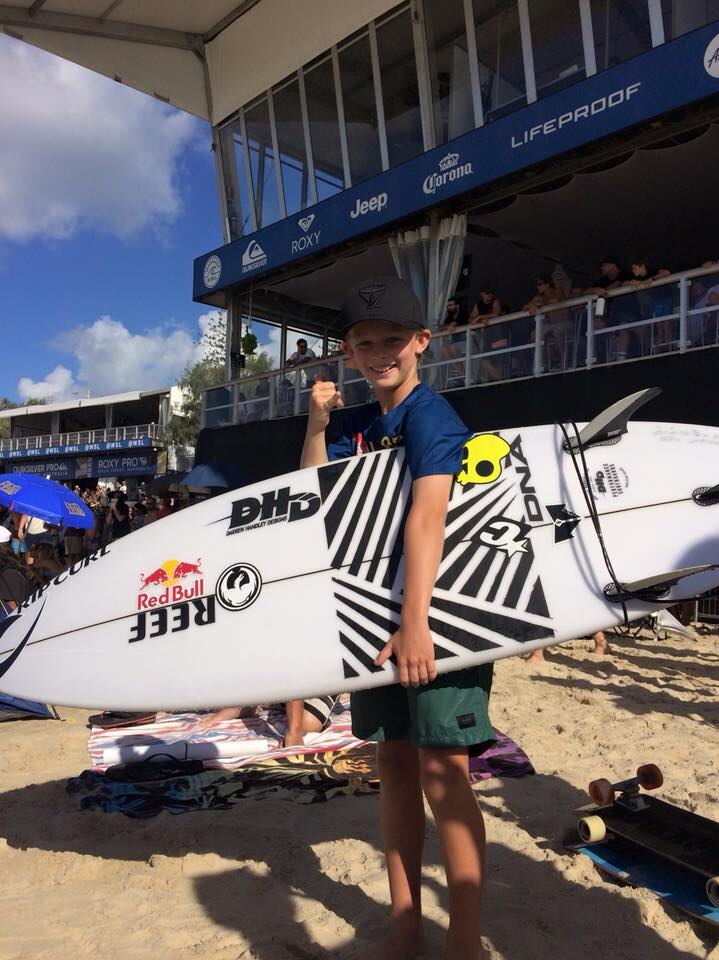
{"left": 300, "top": 379, "right": 344, "bottom": 469}
{"left": 375, "top": 474, "right": 453, "bottom": 687}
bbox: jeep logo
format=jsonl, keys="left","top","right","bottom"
{"left": 350, "top": 192, "right": 388, "bottom": 219}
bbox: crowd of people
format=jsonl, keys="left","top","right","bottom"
{"left": 0, "top": 484, "right": 178, "bottom": 611}
{"left": 438, "top": 255, "right": 719, "bottom": 382}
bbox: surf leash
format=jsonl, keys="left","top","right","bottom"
{"left": 559, "top": 419, "right": 631, "bottom": 627}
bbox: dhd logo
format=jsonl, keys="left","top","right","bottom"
{"left": 227, "top": 486, "right": 321, "bottom": 534}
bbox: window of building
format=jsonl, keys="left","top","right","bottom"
{"left": 244, "top": 96, "right": 282, "bottom": 228}
{"left": 304, "top": 55, "right": 345, "bottom": 201}
{"left": 591, "top": 0, "right": 653, "bottom": 69}
{"left": 661, "top": 0, "right": 719, "bottom": 39}
{"left": 424, "top": 0, "right": 474, "bottom": 143}
{"left": 528, "top": 0, "right": 586, "bottom": 97}
{"left": 376, "top": 6, "right": 424, "bottom": 164}
{"left": 472, "top": 0, "right": 526, "bottom": 121}
{"left": 219, "top": 119, "right": 255, "bottom": 240}
{"left": 272, "top": 76, "right": 311, "bottom": 215}
{"left": 338, "top": 30, "right": 384, "bottom": 184}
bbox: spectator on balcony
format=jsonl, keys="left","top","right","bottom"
{"left": 286, "top": 339, "right": 318, "bottom": 367}
{"left": 469, "top": 285, "right": 505, "bottom": 382}
{"left": 524, "top": 274, "right": 574, "bottom": 369}
{"left": 689, "top": 259, "right": 719, "bottom": 346}
{"left": 581, "top": 256, "right": 637, "bottom": 361}
{"left": 439, "top": 296, "right": 467, "bottom": 386}
{"left": 630, "top": 256, "right": 672, "bottom": 351}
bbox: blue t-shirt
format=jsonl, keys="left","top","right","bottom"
{"left": 326, "top": 383, "right": 470, "bottom": 479}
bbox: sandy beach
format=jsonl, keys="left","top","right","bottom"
{"left": 1, "top": 626, "right": 718, "bottom": 960}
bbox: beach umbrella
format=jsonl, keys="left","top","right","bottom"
{"left": 0, "top": 473, "right": 94, "bottom": 528}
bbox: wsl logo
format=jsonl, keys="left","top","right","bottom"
{"left": 423, "top": 152, "right": 473, "bottom": 196}
{"left": 241, "top": 240, "right": 268, "bottom": 274}
{"left": 203, "top": 254, "right": 222, "bottom": 289}
{"left": 705, "top": 34, "right": 719, "bottom": 78}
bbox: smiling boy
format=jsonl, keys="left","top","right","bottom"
{"left": 301, "top": 277, "right": 492, "bottom": 960}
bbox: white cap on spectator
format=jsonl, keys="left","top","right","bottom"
{"left": 0, "top": 527, "right": 12, "bottom": 544}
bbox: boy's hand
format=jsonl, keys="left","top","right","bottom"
{"left": 375, "top": 621, "right": 437, "bottom": 687}
{"left": 309, "top": 377, "right": 343, "bottom": 428}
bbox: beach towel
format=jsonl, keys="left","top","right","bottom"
{"left": 69, "top": 702, "right": 534, "bottom": 816}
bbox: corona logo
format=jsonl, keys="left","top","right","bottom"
{"left": 438, "top": 152, "right": 460, "bottom": 171}
{"left": 456, "top": 434, "right": 511, "bottom": 486}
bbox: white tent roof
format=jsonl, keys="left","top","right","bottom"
{"left": 0, "top": 0, "right": 251, "bottom": 118}
{"left": 0, "top": 0, "right": 399, "bottom": 123}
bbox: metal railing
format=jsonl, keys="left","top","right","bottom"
{"left": 203, "top": 263, "right": 719, "bottom": 429}
{"left": 0, "top": 423, "right": 162, "bottom": 453}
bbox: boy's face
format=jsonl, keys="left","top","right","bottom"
{"left": 342, "top": 319, "right": 430, "bottom": 391}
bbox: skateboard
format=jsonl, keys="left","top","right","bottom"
{"left": 569, "top": 765, "right": 719, "bottom": 925}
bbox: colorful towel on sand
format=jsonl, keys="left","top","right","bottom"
{"left": 71, "top": 703, "right": 533, "bottom": 816}
{"left": 86, "top": 698, "right": 360, "bottom": 772}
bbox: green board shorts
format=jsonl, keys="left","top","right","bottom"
{"left": 350, "top": 663, "right": 494, "bottom": 750}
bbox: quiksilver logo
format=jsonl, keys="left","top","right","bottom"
{"left": 241, "top": 240, "right": 267, "bottom": 273}
{"left": 423, "top": 153, "right": 473, "bottom": 195}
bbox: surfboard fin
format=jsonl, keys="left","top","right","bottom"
{"left": 563, "top": 387, "right": 662, "bottom": 452}
{"left": 604, "top": 563, "right": 719, "bottom": 603}
{"left": 693, "top": 483, "right": 719, "bottom": 506}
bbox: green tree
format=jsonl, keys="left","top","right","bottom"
{"left": 0, "top": 396, "right": 46, "bottom": 439}
{"left": 163, "top": 314, "right": 275, "bottom": 447}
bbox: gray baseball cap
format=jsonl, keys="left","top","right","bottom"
{"left": 340, "top": 276, "right": 424, "bottom": 335}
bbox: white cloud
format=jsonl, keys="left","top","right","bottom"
{"left": 17, "top": 366, "right": 76, "bottom": 403}
{"left": 0, "top": 36, "right": 203, "bottom": 242}
{"left": 16, "top": 311, "right": 226, "bottom": 402}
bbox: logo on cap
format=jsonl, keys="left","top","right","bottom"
{"left": 358, "top": 282, "right": 386, "bottom": 309}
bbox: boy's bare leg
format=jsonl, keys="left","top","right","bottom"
{"left": 420, "top": 747, "right": 485, "bottom": 960}
{"left": 368, "top": 741, "right": 425, "bottom": 960}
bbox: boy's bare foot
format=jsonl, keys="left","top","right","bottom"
{"left": 522, "top": 649, "right": 546, "bottom": 663}
{"left": 367, "top": 917, "right": 424, "bottom": 960}
{"left": 592, "top": 631, "right": 610, "bottom": 656}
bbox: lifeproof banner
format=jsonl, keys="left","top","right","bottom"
{"left": 194, "top": 22, "right": 719, "bottom": 302}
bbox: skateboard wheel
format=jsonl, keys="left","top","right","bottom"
{"left": 707, "top": 877, "right": 719, "bottom": 908}
{"left": 588, "top": 778, "right": 615, "bottom": 806}
{"left": 637, "top": 764, "right": 663, "bottom": 790}
{"left": 578, "top": 815, "right": 607, "bottom": 844}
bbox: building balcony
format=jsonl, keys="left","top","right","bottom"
{"left": 0, "top": 423, "right": 163, "bottom": 457}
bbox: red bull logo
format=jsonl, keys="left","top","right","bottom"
{"left": 137, "top": 558, "right": 204, "bottom": 610}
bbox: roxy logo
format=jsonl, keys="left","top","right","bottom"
{"left": 705, "top": 34, "right": 719, "bottom": 78}
{"left": 350, "top": 191, "right": 388, "bottom": 219}
{"left": 422, "top": 152, "right": 473, "bottom": 195}
{"left": 241, "top": 240, "right": 267, "bottom": 273}
{"left": 292, "top": 215, "right": 321, "bottom": 253}
{"left": 227, "top": 486, "right": 321, "bottom": 534}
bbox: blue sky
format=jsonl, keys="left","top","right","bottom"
{"left": 0, "top": 35, "right": 225, "bottom": 403}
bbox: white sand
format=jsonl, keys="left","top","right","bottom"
{"left": 1, "top": 627, "right": 719, "bottom": 959}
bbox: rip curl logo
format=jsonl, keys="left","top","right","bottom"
{"left": 456, "top": 434, "right": 511, "bottom": 485}
{"left": 380, "top": 434, "right": 403, "bottom": 449}
{"left": 705, "top": 34, "right": 719, "bottom": 78}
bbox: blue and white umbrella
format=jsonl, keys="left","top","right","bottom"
{"left": 0, "top": 473, "right": 94, "bottom": 528}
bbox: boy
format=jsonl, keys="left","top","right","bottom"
{"left": 301, "top": 276, "right": 492, "bottom": 960}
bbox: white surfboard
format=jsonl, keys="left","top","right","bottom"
{"left": 1, "top": 404, "right": 719, "bottom": 710}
